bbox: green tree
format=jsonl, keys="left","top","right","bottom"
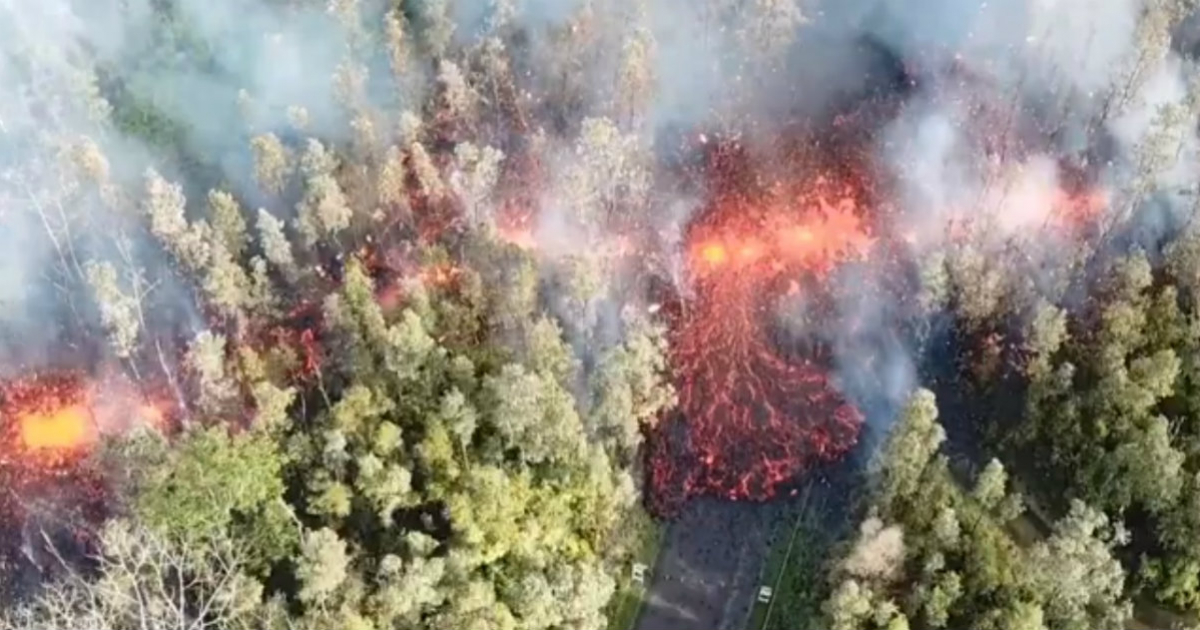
{"left": 296, "top": 139, "right": 352, "bottom": 246}
{"left": 124, "top": 427, "right": 294, "bottom": 563}
{"left": 1027, "top": 500, "right": 1131, "bottom": 630}
{"left": 875, "top": 388, "right": 945, "bottom": 512}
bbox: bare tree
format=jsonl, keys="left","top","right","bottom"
{"left": 0, "top": 521, "right": 266, "bottom": 630}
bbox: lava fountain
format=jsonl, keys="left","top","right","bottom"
{"left": 648, "top": 142, "right": 876, "bottom": 515}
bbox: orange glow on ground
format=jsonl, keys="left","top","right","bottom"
{"left": 2, "top": 372, "right": 169, "bottom": 462}
{"left": 687, "top": 188, "right": 874, "bottom": 281}
{"left": 19, "top": 405, "right": 96, "bottom": 451}
{"left": 700, "top": 243, "right": 728, "bottom": 266}
{"left": 418, "top": 263, "right": 464, "bottom": 287}
{"left": 497, "top": 225, "right": 537, "bottom": 250}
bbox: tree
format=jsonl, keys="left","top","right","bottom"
{"left": 1107, "top": 0, "right": 1189, "bottom": 117}
{"left": 186, "top": 331, "right": 238, "bottom": 415}
{"left": 482, "top": 363, "right": 587, "bottom": 465}
{"left": 142, "top": 168, "right": 188, "bottom": 246}
{"left": 1028, "top": 500, "right": 1131, "bottom": 630}
{"left": 123, "top": 426, "right": 294, "bottom": 567}
{"left": 614, "top": 22, "right": 655, "bottom": 124}
{"left": 981, "top": 601, "right": 1047, "bottom": 630}
{"left": 920, "top": 570, "right": 962, "bottom": 628}
{"left": 256, "top": 209, "right": 297, "bottom": 277}
{"left": 143, "top": 169, "right": 210, "bottom": 272}
{"left": 384, "top": 10, "right": 412, "bottom": 85}
{"left": 875, "top": 389, "right": 945, "bottom": 512}
{"left": 201, "top": 241, "right": 253, "bottom": 320}
{"left": 0, "top": 521, "right": 267, "bottom": 630}
{"left": 296, "top": 139, "right": 352, "bottom": 246}
{"left": 947, "top": 244, "right": 1007, "bottom": 328}
{"left": 1111, "top": 414, "right": 1184, "bottom": 513}
{"left": 523, "top": 316, "right": 579, "bottom": 388}
{"left": 450, "top": 142, "right": 503, "bottom": 226}
{"left": 973, "top": 459, "right": 1008, "bottom": 512}
{"left": 207, "top": 190, "right": 248, "bottom": 258}
{"left": 296, "top": 528, "right": 351, "bottom": 606}
{"left": 842, "top": 516, "right": 905, "bottom": 583}
{"left": 824, "top": 579, "right": 877, "bottom": 630}
{"left": 587, "top": 320, "right": 675, "bottom": 464}
{"left": 419, "top": 0, "right": 456, "bottom": 58}
{"left": 560, "top": 117, "right": 651, "bottom": 229}
{"left": 85, "top": 260, "right": 141, "bottom": 358}
{"left": 1023, "top": 301, "right": 1068, "bottom": 378}
{"left": 437, "top": 60, "right": 476, "bottom": 124}
{"left": 378, "top": 145, "right": 411, "bottom": 211}
{"left": 821, "top": 389, "right": 1100, "bottom": 630}
{"left": 370, "top": 549, "right": 446, "bottom": 626}
{"left": 739, "top": 0, "right": 807, "bottom": 60}
{"left": 410, "top": 141, "right": 446, "bottom": 200}
{"left": 251, "top": 133, "right": 293, "bottom": 196}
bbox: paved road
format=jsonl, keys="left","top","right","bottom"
{"left": 633, "top": 497, "right": 795, "bottom": 630}
{"left": 631, "top": 454, "right": 866, "bottom": 630}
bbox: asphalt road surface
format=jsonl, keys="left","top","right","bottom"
{"left": 633, "top": 497, "right": 795, "bottom": 630}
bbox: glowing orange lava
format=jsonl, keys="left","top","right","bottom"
{"left": 687, "top": 184, "right": 875, "bottom": 278}
{"left": 138, "top": 403, "right": 166, "bottom": 428}
{"left": 1, "top": 372, "right": 169, "bottom": 460}
{"left": 495, "top": 203, "right": 538, "bottom": 250}
{"left": 418, "top": 263, "right": 464, "bottom": 287}
{"left": 649, "top": 153, "right": 872, "bottom": 514}
{"left": 699, "top": 242, "right": 728, "bottom": 266}
{"left": 1054, "top": 188, "right": 1109, "bottom": 230}
{"left": 18, "top": 404, "right": 96, "bottom": 452}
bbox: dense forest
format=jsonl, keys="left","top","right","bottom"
{"left": 2, "top": 0, "right": 1200, "bottom": 629}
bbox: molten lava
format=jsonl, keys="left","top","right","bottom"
{"left": 19, "top": 404, "right": 96, "bottom": 452}
{"left": 0, "top": 371, "right": 171, "bottom": 570}
{"left": 1, "top": 372, "right": 169, "bottom": 461}
{"left": 649, "top": 156, "right": 873, "bottom": 513}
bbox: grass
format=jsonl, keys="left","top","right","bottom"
{"left": 605, "top": 508, "right": 667, "bottom": 630}
{"left": 743, "top": 487, "right": 837, "bottom": 630}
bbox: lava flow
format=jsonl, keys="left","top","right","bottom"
{"left": 648, "top": 144, "right": 875, "bottom": 514}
